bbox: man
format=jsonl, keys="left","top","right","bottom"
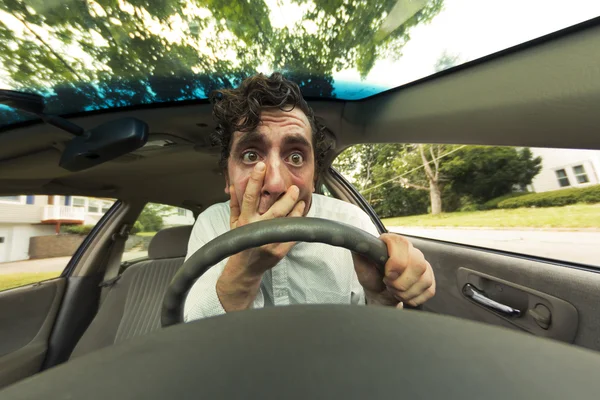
{"left": 184, "top": 73, "right": 435, "bottom": 321}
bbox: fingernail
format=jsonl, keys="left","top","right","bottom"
{"left": 255, "top": 162, "right": 265, "bottom": 172}
{"left": 386, "top": 272, "right": 399, "bottom": 281}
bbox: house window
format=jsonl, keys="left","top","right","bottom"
{"left": 555, "top": 169, "right": 570, "bottom": 187}
{"left": 72, "top": 197, "right": 86, "bottom": 208}
{"left": 573, "top": 165, "right": 589, "bottom": 184}
{"left": 177, "top": 208, "right": 187, "bottom": 216}
{"left": 88, "top": 200, "right": 100, "bottom": 213}
{"left": 101, "top": 201, "right": 113, "bottom": 213}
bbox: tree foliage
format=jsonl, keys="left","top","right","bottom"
{"left": 136, "top": 203, "right": 176, "bottom": 232}
{"left": 334, "top": 144, "right": 430, "bottom": 218}
{"left": 442, "top": 146, "right": 542, "bottom": 204}
{"left": 0, "top": 0, "right": 445, "bottom": 124}
{"left": 334, "top": 144, "right": 543, "bottom": 217}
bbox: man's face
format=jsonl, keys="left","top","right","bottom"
{"left": 225, "top": 107, "right": 316, "bottom": 216}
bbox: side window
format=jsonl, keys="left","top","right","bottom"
{"left": 0, "top": 195, "right": 115, "bottom": 291}
{"left": 122, "top": 203, "right": 195, "bottom": 263}
{"left": 319, "top": 184, "right": 334, "bottom": 198}
{"left": 334, "top": 144, "right": 600, "bottom": 267}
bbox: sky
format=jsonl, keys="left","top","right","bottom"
{"left": 334, "top": 0, "right": 600, "bottom": 88}
{"left": 1, "top": 0, "right": 600, "bottom": 94}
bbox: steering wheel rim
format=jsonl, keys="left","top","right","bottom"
{"left": 161, "top": 217, "right": 389, "bottom": 327}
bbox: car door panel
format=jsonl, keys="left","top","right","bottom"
{"left": 408, "top": 236, "right": 600, "bottom": 351}
{"left": 457, "top": 268, "right": 578, "bottom": 342}
{"left": 0, "top": 278, "right": 65, "bottom": 388}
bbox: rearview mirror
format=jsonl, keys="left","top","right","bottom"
{"left": 59, "top": 117, "right": 149, "bottom": 172}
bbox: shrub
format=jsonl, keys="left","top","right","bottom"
{"left": 482, "top": 192, "right": 530, "bottom": 210}
{"left": 497, "top": 185, "right": 600, "bottom": 209}
{"left": 459, "top": 203, "right": 483, "bottom": 212}
{"left": 130, "top": 221, "right": 145, "bottom": 235}
{"left": 62, "top": 224, "right": 95, "bottom": 235}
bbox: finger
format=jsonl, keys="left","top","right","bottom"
{"left": 387, "top": 247, "right": 427, "bottom": 292}
{"left": 379, "top": 234, "right": 410, "bottom": 281}
{"left": 386, "top": 263, "right": 434, "bottom": 301}
{"left": 405, "top": 279, "right": 436, "bottom": 307}
{"left": 241, "top": 162, "right": 266, "bottom": 217}
{"left": 229, "top": 185, "right": 240, "bottom": 227}
{"left": 262, "top": 185, "right": 299, "bottom": 219}
{"left": 396, "top": 302, "right": 404, "bottom": 310}
{"left": 266, "top": 241, "right": 296, "bottom": 260}
{"left": 380, "top": 234, "right": 423, "bottom": 291}
{"left": 287, "top": 200, "right": 306, "bottom": 217}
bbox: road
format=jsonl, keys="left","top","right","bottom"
{"left": 1, "top": 229, "right": 598, "bottom": 273}
{"left": 387, "top": 227, "right": 600, "bottom": 266}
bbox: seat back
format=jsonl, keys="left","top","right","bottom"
{"left": 70, "top": 225, "right": 193, "bottom": 359}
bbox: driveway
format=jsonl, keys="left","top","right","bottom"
{"left": 0, "top": 256, "right": 71, "bottom": 274}
{"left": 387, "top": 226, "right": 600, "bottom": 266}
{"left": 0, "top": 250, "right": 148, "bottom": 274}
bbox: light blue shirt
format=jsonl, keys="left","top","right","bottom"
{"left": 183, "top": 194, "right": 380, "bottom": 321}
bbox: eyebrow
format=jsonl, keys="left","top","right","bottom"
{"left": 231, "top": 130, "right": 266, "bottom": 154}
{"left": 282, "top": 133, "right": 311, "bottom": 150}
{"left": 231, "top": 131, "right": 312, "bottom": 154}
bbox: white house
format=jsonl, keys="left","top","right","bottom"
{"left": 0, "top": 195, "right": 194, "bottom": 263}
{"left": 0, "top": 195, "right": 114, "bottom": 263}
{"left": 163, "top": 208, "right": 195, "bottom": 227}
{"left": 529, "top": 148, "right": 600, "bottom": 193}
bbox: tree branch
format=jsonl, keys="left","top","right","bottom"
{"left": 16, "top": 15, "right": 85, "bottom": 82}
{"left": 398, "top": 177, "right": 428, "bottom": 191}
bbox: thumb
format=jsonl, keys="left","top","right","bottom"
{"left": 352, "top": 253, "right": 385, "bottom": 293}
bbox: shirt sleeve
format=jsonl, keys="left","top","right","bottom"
{"left": 183, "top": 204, "right": 265, "bottom": 321}
{"left": 348, "top": 204, "right": 381, "bottom": 306}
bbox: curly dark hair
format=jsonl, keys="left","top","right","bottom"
{"left": 210, "top": 72, "right": 330, "bottom": 177}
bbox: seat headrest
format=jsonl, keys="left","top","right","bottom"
{"left": 147, "top": 225, "right": 193, "bottom": 260}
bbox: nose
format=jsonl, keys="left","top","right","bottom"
{"left": 262, "top": 156, "right": 288, "bottom": 199}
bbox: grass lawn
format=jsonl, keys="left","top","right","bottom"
{"left": 382, "top": 203, "right": 600, "bottom": 229}
{"left": 0, "top": 272, "right": 61, "bottom": 292}
{"left": 136, "top": 231, "right": 157, "bottom": 237}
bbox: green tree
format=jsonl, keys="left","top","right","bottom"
{"left": 442, "top": 146, "right": 542, "bottom": 203}
{"left": 434, "top": 51, "right": 461, "bottom": 73}
{"left": 334, "top": 143, "right": 429, "bottom": 218}
{"left": 0, "top": 0, "right": 445, "bottom": 125}
{"left": 336, "top": 143, "right": 542, "bottom": 217}
{"left": 274, "top": 0, "right": 444, "bottom": 78}
{"left": 399, "top": 144, "right": 449, "bottom": 215}
{"left": 136, "top": 203, "right": 176, "bottom": 232}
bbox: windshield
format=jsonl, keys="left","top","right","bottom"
{"left": 1, "top": 0, "right": 599, "bottom": 129}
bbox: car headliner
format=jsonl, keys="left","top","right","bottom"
{"left": 1, "top": 19, "right": 600, "bottom": 210}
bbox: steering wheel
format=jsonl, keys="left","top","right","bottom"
{"left": 161, "top": 217, "right": 389, "bottom": 327}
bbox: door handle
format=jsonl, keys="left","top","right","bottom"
{"left": 463, "top": 284, "right": 521, "bottom": 317}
